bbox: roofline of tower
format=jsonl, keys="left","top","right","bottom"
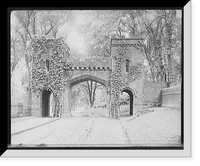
{"left": 111, "top": 38, "right": 144, "bottom": 41}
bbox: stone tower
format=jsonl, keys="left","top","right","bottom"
{"left": 110, "top": 38, "right": 144, "bottom": 118}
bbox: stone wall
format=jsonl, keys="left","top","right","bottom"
{"left": 22, "top": 91, "right": 31, "bottom": 116}
{"left": 142, "top": 82, "right": 168, "bottom": 107}
{"left": 11, "top": 103, "right": 23, "bottom": 117}
{"left": 111, "top": 38, "right": 143, "bottom": 72}
{"left": 69, "top": 68, "right": 111, "bottom": 85}
{"left": 61, "top": 86, "right": 71, "bottom": 117}
{"left": 161, "top": 84, "right": 181, "bottom": 108}
{"left": 31, "top": 92, "right": 41, "bottom": 117}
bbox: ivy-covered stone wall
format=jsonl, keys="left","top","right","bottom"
{"left": 110, "top": 38, "right": 144, "bottom": 119}
{"left": 29, "top": 36, "right": 72, "bottom": 117}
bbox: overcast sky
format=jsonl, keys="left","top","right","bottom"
{"left": 11, "top": 10, "right": 182, "bottom": 58}
{"left": 59, "top": 11, "right": 89, "bottom": 56}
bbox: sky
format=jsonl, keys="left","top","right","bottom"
{"left": 58, "top": 11, "right": 93, "bottom": 57}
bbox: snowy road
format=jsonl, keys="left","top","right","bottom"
{"left": 11, "top": 116, "right": 130, "bottom": 146}
{"left": 11, "top": 107, "right": 182, "bottom": 147}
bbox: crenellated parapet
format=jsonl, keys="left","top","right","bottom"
{"left": 111, "top": 38, "right": 143, "bottom": 49}
{"left": 64, "top": 66, "right": 111, "bottom": 71}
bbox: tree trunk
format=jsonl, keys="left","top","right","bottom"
{"left": 91, "top": 82, "right": 97, "bottom": 107}
{"left": 166, "top": 23, "right": 175, "bottom": 84}
{"left": 23, "top": 60, "right": 32, "bottom": 116}
{"left": 87, "top": 80, "right": 92, "bottom": 107}
{"left": 86, "top": 80, "right": 98, "bottom": 108}
{"left": 143, "top": 45, "right": 156, "bottom": 81}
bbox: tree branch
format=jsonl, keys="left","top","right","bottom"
{"left": 45, "top": 21, "right": 57, "bottom": 36}
{"left": 16, "top": 12, "right": 33, "bottom": 40}
{"left": 87, "top": 80, "right": 91, "bottom": 96}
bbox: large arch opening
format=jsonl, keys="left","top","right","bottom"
{"left": 69, "top": 75, "right": 107, "bottom": 88}
{"left": 120, "top": 88, "right": 135, "bottom": 116}
{"left": 69, "top": 75, "right": 109, "bottom": 117}
{"left": 41, "top": 89, "right": 53, "bottom": 117}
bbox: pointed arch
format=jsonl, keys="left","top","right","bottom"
{"left": 69, "top": 74, "right": 108, "bottom": 88}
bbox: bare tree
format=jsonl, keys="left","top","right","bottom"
{"left": 80, "top": 81, "right": 103, "bottom": 108}
{"left": 39, "top": 10, "right": 72, "bottom": 38}
{"left": 71, "top": 84, "right": 82, "bottom": 111}
{"left": 10, "top": 36, "right": 22, "bottom": 77}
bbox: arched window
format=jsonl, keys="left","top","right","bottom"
{"left": 125, "top": 59, "right": 130, "bottom": 72}
{"left": 46, "top": 59, "right": 50, "bottom": 71}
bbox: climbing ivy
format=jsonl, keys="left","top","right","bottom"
{"left": 110, "top": 46, "right": 143, "bottom": 118}
{"left": 29, "top": 36, "right": 72, "bottom": 116}
{"left": 126, "top": 62, "right": 143, "bottom": 82}
{"left": 110, "top": 46, "right": 127, "bottom": 118}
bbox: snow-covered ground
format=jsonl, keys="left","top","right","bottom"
{"left": 11, "top": 117, "right": 59, "bottom": 135}
{"left": 72, "top": 107, "right": 110, "bottom": 118}
{"left": 11, "top": 107, "right": 182, "bottom": 147}
{"left": 11, "top": 116, "right": 129, "bottom": 146}
{"left": 120, "top": 107, "right": 182, "bottom": 146}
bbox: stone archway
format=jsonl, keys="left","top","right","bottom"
{"left": 41, "top": 89, "right": 52, "bottom": 117}
{"left": 70, "top": 75, "right": 109, "bottom": 112}
{"left": 69, "top": 74, "right": 108, "bottom": 88}
{"left": 121, "top": 87, "right": 136, "bottom": 116}
{"left": 61, "top": 75, "right": 111, "bottom": 117}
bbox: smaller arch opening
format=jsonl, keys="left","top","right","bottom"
{"left": 41, "top": 89, "right": 53, "bottom": 117}
{"left": 120, "top": 88, "right": 135, "bottom": 116}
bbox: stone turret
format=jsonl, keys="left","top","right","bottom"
{"left": 110, "top": 38, "right": 144, "bottom": 118}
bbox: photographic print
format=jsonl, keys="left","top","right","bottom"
{"left": 5, "top": 4, "right": 191, "bottom": 157}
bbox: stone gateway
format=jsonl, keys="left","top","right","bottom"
{"left": 29, "top": 37, "right": 167, "bottom": 119}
